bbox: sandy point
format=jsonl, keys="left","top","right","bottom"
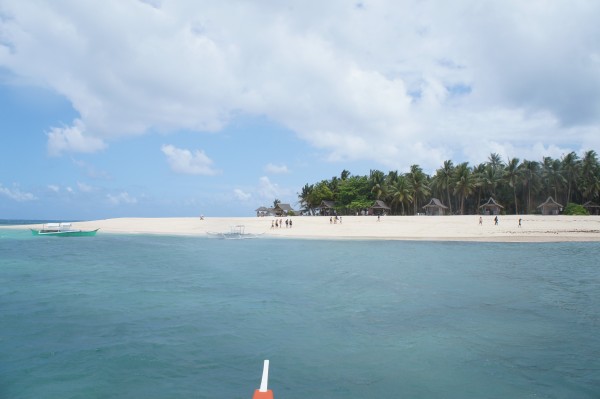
{"left": 9, "top": 215, "right": 600, "bottom": 242}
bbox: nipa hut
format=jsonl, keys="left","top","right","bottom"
{"left": 423, "top": 198, "right": 449, "bottom": 216}
{"left": 583, "top": 201, "right": 600, "bottom": 215}
{"left": 537, "top": 197, "right": 563, "bottom": 215}
{"left": 274, "top": 203, "right": 295, "bottom": 216}
{"left": 368, "top": 200, "right": 391, "bottom": 216}
{"left": 479, "top": 198, "right": 504, "bottom": 215}
{"left": 318, "top": 200, "right": 336, "bottom": 216}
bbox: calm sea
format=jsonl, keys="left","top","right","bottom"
{"left": 1, "top": 228, "right": 599, "bottom": 398}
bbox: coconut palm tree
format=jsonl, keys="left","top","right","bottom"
{"left": 503, "top": 157, "right": 521, "bottom": 214}
{"left": 406, "top": 164, "right": 430, "bottom": 215}
{"left": 541, "top": 157, "right": 565, "bottom": 201}
{"left": 431, "top": 160, "right": 455, "bottom": 214}
{"left": 580, "top": 150, "right": 600, "bottom": 201}
{"left": 562, "top": 151, "right": 580, "bottom": 204}
{"left": 519, "top": 160, "right": 541, "bottom": 213}
{"left": 369, "top": 169, "right": 387, "bottom": 200}
{"left": 453, "top": 162, "right": 476, "bottom": 215}
{"left": 388, "top": 176, "right": 413, "bottom": 215}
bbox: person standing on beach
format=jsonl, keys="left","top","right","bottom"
{"left": 518, "top": 218, "right": 522, "bottom": 227}
{"left": 479, "top": 216, "right": 482, "bottom": 226}
{"left": 494, "top": 215, "right": 498, "bottom": 225}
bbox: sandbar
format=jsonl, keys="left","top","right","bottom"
{"left": 8, "top": 215, "right": 600, "bottom": 242}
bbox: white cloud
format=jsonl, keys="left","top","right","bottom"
{"left": 46, "top": 119, "right": 106, "bottom": 156}
{"left": 264, "top": 163, "right": 289, "bottom": 174}
{"left": 1, "top": 1, "right": 599, "bottom": 168}
{"left": 47, "top": 184, "right": 60, "bottom": 192}
{"left": 107, "top": 192, "right": 137, "bottom": 205}
{"left": 161, "top": 144, "right": 219, "bottom": 175}
{"left": 0, "top": 184, "right": 37, "bottom": 201}
{"left": 77, "top": 182, "right": 94, "bottom": 193}
{"left": 233, "top": 188, "right": 251, "bottom": 201}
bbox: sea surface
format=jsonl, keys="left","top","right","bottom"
{"left": 1, "top": 227, "right": 599, "bottom": 398}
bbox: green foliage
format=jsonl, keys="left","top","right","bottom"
{"left": 297, "top": 149, "right": 600, "bottom": 216}
{"left": 563, "top": 203, "right": 589, "bottom": 215}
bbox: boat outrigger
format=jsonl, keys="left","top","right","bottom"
{"left": 207, "top": 225, "right": 262, "bottom": 239}
{"left": 253, "top": 360, "right": 273, "bottom": 399}
{"left": 30, "top": 223, "right": 99, "bottom": 237}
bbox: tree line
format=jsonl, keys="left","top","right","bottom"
{"left": 297, "top": 150, "right": 600, "bottom": 215}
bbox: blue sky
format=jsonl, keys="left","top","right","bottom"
{"left": 1, "top": 1, "right": 600, "bottom": 219}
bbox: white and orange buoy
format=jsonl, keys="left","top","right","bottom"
{"left": 252, "top": 360, "right": 273, "bottom": 399}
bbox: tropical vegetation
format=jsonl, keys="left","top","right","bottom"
{"left": 297, "top": 151, "right": 600, "bottom": 215}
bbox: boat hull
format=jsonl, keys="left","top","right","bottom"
{"left": 30, "top": 229, "right": 99, "bottom": 237}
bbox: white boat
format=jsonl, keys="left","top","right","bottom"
{"left": 206, "top": 225, "right": 261, "bottom": 239}
{"left": 30, "top": 222, "right": 99, "bottom": 237}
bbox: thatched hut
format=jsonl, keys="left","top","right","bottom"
{"left": 583, "top": 201, "right": 600, "bottom": 215}
{"left": 274, "top": 203, "right": 295, "bottom": 216}
{"left": 537, "top": 197, "right": 563, "bottom": 215}
{"left": 318, "top": 200, "right": 336, "bottom": 216}
{"left": 479, "top": 198, "right": 504, "bottom": 215}
{"left": 423, "top": 198, "right": 449, "bottom": 216}
{"left": 368, "top": 200, "right": 391, "bottom": 216}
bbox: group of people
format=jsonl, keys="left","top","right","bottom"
{"left": 271, "top": 219, "right": 292, "bottom": 228}
{"left": 329, "top": 216, "right": 342, "bottom": 224}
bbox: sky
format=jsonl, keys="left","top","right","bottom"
{"left": 1, "top": 0, "right": 600, "bottom": 219}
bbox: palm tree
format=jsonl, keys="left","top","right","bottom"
{"left": 580, "top": 150, "right": 599, "bottom": 201}
{"left": 453, "top": 162, "right": 476, "bottom": 214}
{"left": 431, "top": 160, "right": 455, "bottom": 214}
{"left": 298, "top": 184, "right": 315, "bottom": 215}
{"left": 406, "top": 164, "right": 430, "bottom": 215}
{"left": 369, "top": 169, "right": 387, "bottom": 200}
{"left": 388, "top": 176, "right": 413, "bottom": 215}
{"left": 562, "top": 151, "right": 580, "bottom": 204}
{"left": 519, "top": 160, "right": 541, "bottom": 213}
{"left": 541, "top": 157, "right": 565, "bottom": 200}
{"left": 340, "top": 169, "right": 351, "bottom": 181}
{"left": 503, "top": 157, "right": 521, "bottom": 214}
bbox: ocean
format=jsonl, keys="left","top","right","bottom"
{"left": 1, "top": 228, "right": 599, "bottom": 398}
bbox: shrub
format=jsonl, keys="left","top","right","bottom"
{"left": 563, "top": 203, "right": 589, "bottom": 215}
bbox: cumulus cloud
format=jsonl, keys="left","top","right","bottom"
{"left": 1, "top": 1, "right": 599, "bottom": 169}
{"left": 107, "top": 192, "right": 137, "bottom": 205}
{"left": 264, "top": 163, "right": 290, "bottom": 174}
{"left": 47, "top": 119, "right": 106, "bottom": 156}
{"left": 0, "top": 183, "right": 36, "bottom": 201}
{"left": 233, "top": 188, "right": 251, "bottom": 201}
{"left": 161, "top": 144, "right": 219, "bottom": 175}
{"left": 47, "top": 184, "right": 60, "bottom": 193}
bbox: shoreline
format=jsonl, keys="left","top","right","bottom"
{"left": 4, "top": 215, "right": 600, "bottom": 243}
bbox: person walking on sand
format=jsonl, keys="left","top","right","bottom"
{"left": 377, "top": 215, "right": 380, "bottom": 222}
{"left": 494, "top": 215, "right": 498, "bottom": 225}
{"left": 518, "top": 218, "right": 522, "bottom": 228}
{"left": 479, "top": 216, "right": 482, "bottom": 226}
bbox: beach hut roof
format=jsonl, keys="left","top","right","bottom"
{"left": 583, "top": 201, "right": 600, "bottom": 208}
{"left": 423, "top": 198, "right": 448, "bottom": 209}
{"left": 255, "top": 206, "right": 269, "bottom": 212}
{"left": 371, "top": 200, "right": 391, "bottom": 210}
{"left": 275, "top": 203, "right": 294, "bottom": 211}
{"left": 479, "top": 197, "right": 504, "bottom": 209}
{"left": 537, "top": 196, "right": 563, "bottom": 208}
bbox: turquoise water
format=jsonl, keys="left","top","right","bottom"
{"left": 1, "top": 229, "right": 599, "bottom": 398}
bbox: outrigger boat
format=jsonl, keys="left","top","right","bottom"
{"left": 207, "top": 225, "right": 262, "bottom": 240}
{"left": 253, "top": 360, "right": 273, "bottom": 399}
{"left": 30, "top": 223, "right": 99, "bottom": 237}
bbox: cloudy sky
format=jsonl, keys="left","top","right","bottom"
{"left": 1, "top": 0, "right": 599, "bottom": 219}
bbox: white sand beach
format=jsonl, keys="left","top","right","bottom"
{"left": 11, "top": 215, "right": 600, "bottom": 242}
